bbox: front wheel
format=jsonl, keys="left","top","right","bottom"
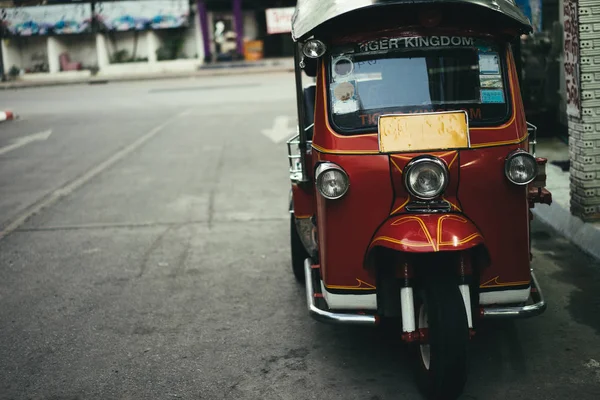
{"left": 415, "top": 277, "right": 469, "bottom": 400}
{"left": 290, "top": 213, "right": 308, "bottom": 283}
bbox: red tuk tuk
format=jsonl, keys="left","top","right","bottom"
{"left": 286, "top": 0, "right": 552, "bottom": 398}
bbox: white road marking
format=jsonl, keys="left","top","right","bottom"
{"left": 0, "top": 110, "right": 190, "bottom": 241}
{"left": 261, "top": 115, "right": 296, "bottom": 143}
{"left": 0, "top": 130, "right": 52, "bottom": 156}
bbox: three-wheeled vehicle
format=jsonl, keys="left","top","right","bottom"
{"left": 286, "top": 0, "right": 553, "bottom": 398}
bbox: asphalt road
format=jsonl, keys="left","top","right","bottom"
{"left": 1, "top": 74, "right": 599, "bottom": 400}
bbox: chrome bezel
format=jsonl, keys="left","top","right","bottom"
{"left": 315, "top": 162, "right": 349, "bottom": 200}
{"left": 332, "top": 55, "right": 354, "bottom": 77}
{"left": 504, "top": 150, "right": 538, "bottom": 186}
{"left": 404, "top": 157, "right": 449, "bottom": 201}
{"left": 303, "top": 39, "right": 327, "bottom": 59}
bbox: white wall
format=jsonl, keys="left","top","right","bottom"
{"left": 1, "top": 38, "right": 22, "bottom": 74}
{"left": 193, "top": 7, "right": 204, "bottom": 62}
{"left": 104, "top": 31, "right": 150, "bottom": 62}
{"left": 59, "top": 34, "right": 98, "bottom": 68}
{"left": 47, "top": 36, "right": 68, "bottom": 73}
{"left": 2, "top": 36, "right": 48, "bottom": 73}
{"left": 243, "top": 11, "right": 258, "bottom": 41}
{"left": 154, "top": 29, "right": 199, "bottom": 60}
{"left": 182, "top": 24, "right": 200, "bottom": 59}
{"left": 3, "top": 13, "right": 206, "bottom": 77}
{"left": 95, "top": 34, "right": 110, "bottom": 69}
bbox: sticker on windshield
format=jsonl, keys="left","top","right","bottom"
{"left": 480, "top": 75, "right": 503, "bottom": 89}
{"left": 480, "top": 89, "right": 505, "bottom": 103}
{"left": 332, "top": 81, "right": 359, "bottom": 114}
{"left": 333, "top": 81, "right": 356, "bottom": 102}
{"left": 478, "top": 53, "right": 500, "bottom": 74}
{"left": 333, "top": 56, "right": 354, "bottom": 78}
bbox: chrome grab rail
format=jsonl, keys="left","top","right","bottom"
{"left": 304, "top": 258, "right": 378, "bottom": 326}
{"left": 481, "top": 270, "right": 546, "bottom": 319}
{"left": 286, "top": 128, "right": 312, "bottom": 182}
{"left": 527, "top": 122, "right": 538, "bottom": 157}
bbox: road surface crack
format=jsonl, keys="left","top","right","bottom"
{"left": 208, "top": 145, "right": 226, "bottom": 229}
{"left": 138, "top": 224, "right": 177, "bottom": 278}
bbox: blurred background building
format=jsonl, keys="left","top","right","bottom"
{"left": 0, "top": 0, "right": 295, "bottom": 81}
{"left": 0, "top": 0, "right": 568, "bottom": 135}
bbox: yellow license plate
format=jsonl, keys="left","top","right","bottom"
{"left": 378, "top": 111, "right": 470, "bottom": 153}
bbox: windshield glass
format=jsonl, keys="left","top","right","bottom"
{"left": 328, "top": 36, "right": 509, "bottom": 133}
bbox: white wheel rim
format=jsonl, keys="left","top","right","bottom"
{"left": 419, "top": 303, "right": 431, "bottom": 370}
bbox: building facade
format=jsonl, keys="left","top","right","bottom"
{"left": 0, "top": 0, "right": 296, "bottom": 80}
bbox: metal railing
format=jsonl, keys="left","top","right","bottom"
{"left": 527, "top": 122, "right": 538, "bottom": 156}
{"left": 286, "top": 124, "right": 313, "bottom": 182}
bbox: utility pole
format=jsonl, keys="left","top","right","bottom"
{"left": 0, "top": 8, "right": 5, "bottom": 82}
{"left": 232, "top": 0, "right": 244, "bottom": 60}
{"left": 0, "top": 38, "right": 5, "bottom": 82}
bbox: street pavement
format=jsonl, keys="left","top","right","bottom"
{"left": 0, "top": 75, "right": 599, "bottom": 400}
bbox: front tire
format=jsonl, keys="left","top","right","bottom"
{"left": 415, "top": 277, "right": 469, "bottom": 400}
{"left": 290, "top": 213, "right": 308, "bottom": 283}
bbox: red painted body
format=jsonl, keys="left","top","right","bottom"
{"left": 292, "top": 27, "right": 538, "bottom": 299}
{"left": 368, "top": 214, "right": 484, "bottom": 254}
{"left": 292, "top": 182, "right": 315, "bottom": 219}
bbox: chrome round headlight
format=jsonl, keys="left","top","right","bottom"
{"left": 315, "top": 163, "right": 349, "bottom": 200}
{"left": 303, "top": 39, "right": 327, "bottom": 58}
{"left": 505, "top": 150, "right": 538, "bottom": 185}
{"left": 404, "top": 157, "right": 449, "bottom": 200}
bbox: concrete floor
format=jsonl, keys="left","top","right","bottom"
{"left": 0, "top": 75, "right": 600, "bottom": 400}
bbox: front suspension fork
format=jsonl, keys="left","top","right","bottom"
{"left": 400, "top": 254, "right": 474, "bottom": 343}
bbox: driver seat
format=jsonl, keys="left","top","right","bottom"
{"left": 303, "top": 85, "right": 316, "bottom": 140}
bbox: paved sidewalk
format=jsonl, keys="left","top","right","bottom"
{"left": 533, "top": 137, "right": 600, "bottom": 259}
{"left": 0, "top": 58, "right": 294, "bottom": 90}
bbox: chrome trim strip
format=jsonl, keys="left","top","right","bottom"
{"left": 304, "top": 258, "right": 378, "bottom": 326}
{"left": 404, "top": 200, "right": 452, "bottom": 213}
{"left": 481, "top": 271, "right": 546, "bottom": 319}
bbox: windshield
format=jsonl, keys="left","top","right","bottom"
{"left": 328, "top": 36, "right": 510, "bottom": 133}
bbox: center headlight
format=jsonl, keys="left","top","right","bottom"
{"left": 404, "top": 157, "right": 449, "bottom": 200}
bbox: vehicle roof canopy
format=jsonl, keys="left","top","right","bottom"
{"left": 291, "top": 0, "right": 532, "bottom": 41}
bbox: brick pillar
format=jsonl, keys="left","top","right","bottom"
{"left": 567, "top": 0, "right": 600, "bottom": 221}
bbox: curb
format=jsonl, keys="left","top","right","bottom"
{"left": 0, "top": 64, "right": 294, "bottom": 91}
{"left": 532, "top": 203, "right": 600, "bottom": 260}
{"left": 0, "top": 111, "right": 15, "bottom": 122}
